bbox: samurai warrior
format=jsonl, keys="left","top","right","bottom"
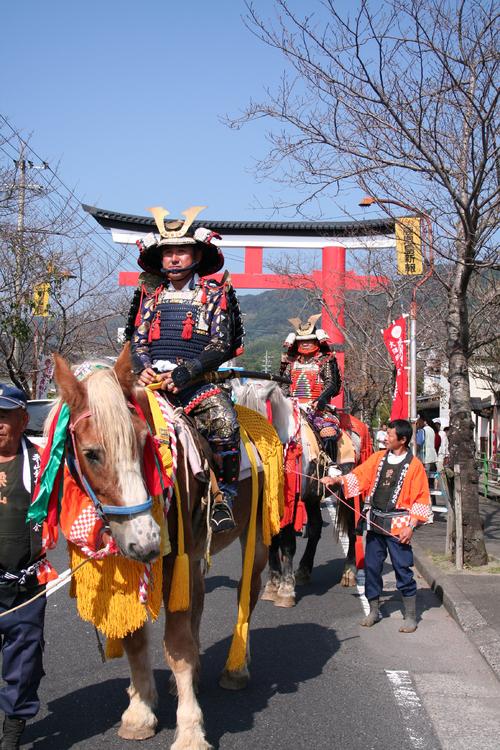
{"left": 127, "top": 207, "right": 244, "bottom": 533}
{"left": 280, "top": 314, "right": 342, "bottom": 460}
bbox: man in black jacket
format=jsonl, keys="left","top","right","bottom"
{"left": 0, "top": 384, "right": 45, "bottom": 750}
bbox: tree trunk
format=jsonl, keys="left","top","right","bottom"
{"left": 447, "top": 280, "right": 487, "bottom": 566}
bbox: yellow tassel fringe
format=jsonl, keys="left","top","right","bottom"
{"left": 235, "top": 404, "right": 284, "bottom": 545}
{"left": 68, "top": 494, "right": 164, "bottom": 646}
{"left": 168, "top": 481, "right": 190, "bottom": 612}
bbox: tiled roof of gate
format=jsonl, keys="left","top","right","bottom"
{"left": 82, "top": 204, "right": 395, "bottom": 237}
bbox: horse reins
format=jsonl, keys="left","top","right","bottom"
{"left": 67, "top": 409, "right": 153, "bottom": 522}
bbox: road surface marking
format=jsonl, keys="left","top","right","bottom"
{"left": 385, "top": 670, "right": 433, "bottom": 749}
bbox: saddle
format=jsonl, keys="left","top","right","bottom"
{"left": 145, "top": 390, "right": 283, "bottom": 546}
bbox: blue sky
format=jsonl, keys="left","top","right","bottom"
{"left": 1, "top": 0, "right": 362, "bottom": 221}
{"left": 2, "top": 0, "right": 381, "bottom": 282}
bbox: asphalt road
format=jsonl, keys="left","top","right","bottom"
{"left": 18, "top": 508, "right": 500, "bottom": 750}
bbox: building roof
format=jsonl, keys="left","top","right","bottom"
{"left": 82, "top": 204, "right": 395, "bottom": 238}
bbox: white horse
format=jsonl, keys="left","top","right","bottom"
{"left": 232, "top": 379, "right": 361, "bottom": 606}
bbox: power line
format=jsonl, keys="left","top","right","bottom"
{"left": 0, "top": 124, "right": 134, "bottom": 271}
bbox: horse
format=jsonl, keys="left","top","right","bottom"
{"left": 49, "top": 345, "right": 271, "bottom": 750}
{"left": 232, "top": 379, "right": 367, "bottom": 606}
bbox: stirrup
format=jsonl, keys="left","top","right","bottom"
{"left": 210, "top": 501, "right": 236, "bottom": 533}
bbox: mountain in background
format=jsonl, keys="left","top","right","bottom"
{"left": 237, "top": 289, "right": 321, "bottom": 371}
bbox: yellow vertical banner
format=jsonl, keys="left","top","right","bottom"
{"left": 395, "top": 217, "right": 423, "bottom": 275}
{"left": 33, "top": 282, "right": 50, "bottom": 316}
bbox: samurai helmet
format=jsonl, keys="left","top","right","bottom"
{"left": 136, "top": 204, "right": 224, "bottom": 277}
{"left": 284, "top": 314, "right": 330, "bottom": 344}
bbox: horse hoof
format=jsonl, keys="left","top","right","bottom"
{"left": 275, "top": 593, "right": 296, "bottom": 608}
{"left": 219, "top": 667, "right": 250, "bottom": 691}
{"left": 275, "top": 579, "right": 296, "bottom": 607}
{"left": 118, "top": 724, "right": 156, "bottom": 741}
{"left": 261, "top": 579, "right": 279, "bottom": 601}
{"left": 294, "top": 567, "right": 311, "bottom": 585}
{"left": 341, "top": 568, "right": 357, "bottom": 587}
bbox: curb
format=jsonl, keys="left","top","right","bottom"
{"left": 413, "top": 539, "right": 500, "bottom": 682}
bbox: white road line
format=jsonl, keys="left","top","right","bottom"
{"left": 323, "top": 499, "right": 370, "bottom": 615}
{"left": 385, "top": 670, "right": 432, "bottom": 750}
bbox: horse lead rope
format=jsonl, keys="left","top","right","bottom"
{"left": 291, "top": 466, "right": 402, "bottom": 541}
{"left": 0, "top": 554, "right": 97, "bottom": 619}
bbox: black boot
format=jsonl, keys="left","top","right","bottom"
{"left": 1, "top": 716, "right": 26, "bottom": 750}
{"left": 210, "top": 498, "right": 236, "bottom": 533}
{"left": 211, "top": 446, "right": 239, "bottom": 534}
{"left": 322, "top": 436, "right": 338, "bottom": 463}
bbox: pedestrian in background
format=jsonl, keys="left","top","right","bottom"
{"left": 437, "top": 424, "right": 450, "bottom": 472}
{"left": 0, "top": 385, "right": 46, "bottom": 750}
{"left": 375, "top": 423, "right": 388, "bottom": 450}
{"left": 321, "top": 419, "right": 432, "bottom": 633}
{"left": 416, "top": 415, "right": 438, "bottom": 481}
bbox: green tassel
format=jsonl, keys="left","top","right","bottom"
{"left": 27, "top": 403, "right": 70, "bottom": 524}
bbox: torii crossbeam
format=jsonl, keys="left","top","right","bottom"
{"left": 83, "top": 205, "right": 395, "bottom": 407}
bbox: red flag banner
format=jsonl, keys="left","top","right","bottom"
{"left": 383, "top": 317, "right": 409, "bottom": 420}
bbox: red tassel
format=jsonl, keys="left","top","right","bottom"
{"left": 181, "top": 312, "right": 194, "bottom": 340}
{"left": 220, "top": 286, "right": 227, "bottom": 311}
{"left": 200, "top": 281, "right": 207, "bottom": 305}
{"left": 149, "top": 311, "right": 161, "bottom": 342}
{"left": 235, "top": 346, "right": 244, "bottom": 356}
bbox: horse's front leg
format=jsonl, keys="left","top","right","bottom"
{"left": 275, "top": 523, "right": 297, "bottom": 608}
{"left": 261, "top": 532, "right": 282, "bottom": 602}
{"left": 164, "top": 595, "right": 210, "bottom": 750}
{"left": 119, "top": 624, "right": 158, "bottom": 741}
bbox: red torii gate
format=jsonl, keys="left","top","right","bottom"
{"left": 83, "top": 206, "right": 395, "bottom": 407}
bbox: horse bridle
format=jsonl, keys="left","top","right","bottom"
{"left": 67, "top": 409, "right": 153, "bottom": 522}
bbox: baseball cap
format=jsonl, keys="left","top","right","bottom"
{"left": 0, "top": 383, "right": 28, "bottom": 410}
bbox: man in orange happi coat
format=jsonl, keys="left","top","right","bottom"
{"left": 322, "top": 419, "right": 432, "bottom": 632}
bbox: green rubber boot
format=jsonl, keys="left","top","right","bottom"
{"left": 399, "top": 594, "right": 417, "bottom": 633}
{"left": 360, "top": 597, "right": 381, "bottom": 627}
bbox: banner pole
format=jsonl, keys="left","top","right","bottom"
{"left": 409, "top": 302, "right": 418, "bottom": 455}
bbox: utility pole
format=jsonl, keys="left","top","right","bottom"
{"left": 8, "top": 141, "right": 48, "bottom": 392}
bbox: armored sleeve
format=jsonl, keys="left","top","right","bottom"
{"left": 279, "top": 357, "right": 291, "bottom": 396}
{"left": 130, "top": 294, "right": 156, "bottom": 369}
{"left": 317, "top": 355, "right": 342, "bottom": 409}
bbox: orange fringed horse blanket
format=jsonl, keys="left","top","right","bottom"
{"left": 61, "top": 472, "right": 167, "bottom": 640}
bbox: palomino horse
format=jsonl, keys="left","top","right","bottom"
{"left": 51, "top": 346, "right": 269, "bottom": 750}
{"left": 232, "top": 379, "right": 363, "bottom": 606}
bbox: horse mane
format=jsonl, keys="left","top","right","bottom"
{"left": 45, "top": 366, "right": 137, "bottom": 466}
{"left": 86, "top": 369, "right": 137, "bottom": 463}
{"left": 233, "top": 380, "right": 294, "bottom": 445}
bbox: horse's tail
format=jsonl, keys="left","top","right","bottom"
{"left": 334, "top": 462, "right": 355, "bottom": 538}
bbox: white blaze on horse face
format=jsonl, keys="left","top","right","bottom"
{"left": 110, "top": 429, "right": 161, "bottom": 563}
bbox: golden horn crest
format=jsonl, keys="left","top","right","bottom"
{"left": 307, "top": 313, "right": 322, "bottom": 328}
{"left": 288, "top": 317, "right": 302, "bottom": 330}
{"left": 148, "top": 205, "right": 207, "bottom": 239}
